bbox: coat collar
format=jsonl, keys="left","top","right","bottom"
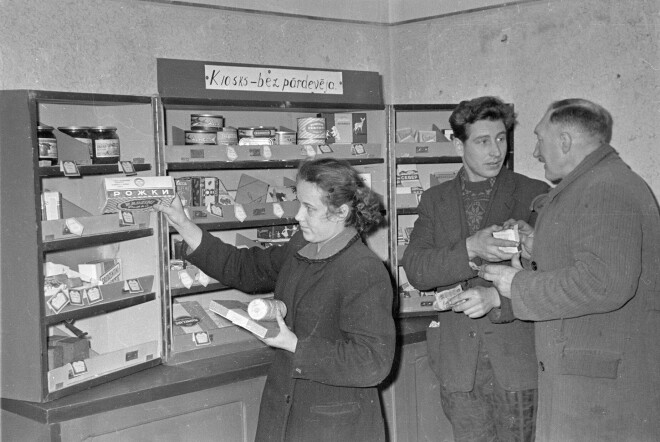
{"left": 295, "top": 226, "right": 359, "bottom": 262}
{"left": 542, "top": 143, "right": 617, "bottom": 208}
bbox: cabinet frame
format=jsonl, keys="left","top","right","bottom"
{"left": 0, "top": 90, "right": 162, "bottom": 402}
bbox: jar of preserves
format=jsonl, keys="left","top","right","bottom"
{"left": 58, "top": 126, "right": 93, "bottom": 159}
{"left": 37, "top": 125, "right": 58, "bottom": 165}
{"left": 89, "top": 126, "right": 120, "bottom": 164}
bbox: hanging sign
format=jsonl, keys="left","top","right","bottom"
{"left": 204, "top": 65, "right": 343, "bottom": 95}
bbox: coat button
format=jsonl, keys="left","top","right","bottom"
{"left": 469, "top": 331, "right": 477, "bottom": 338}
{"left": 539, "top": 361, "right": 545, "bottom": 371}
{"left": 531, "top": 261, "right": 538, "bottom": 271}
{"left": 285, "top": 395, "right": 291, "bottom": 404}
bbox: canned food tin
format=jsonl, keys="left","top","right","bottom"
{"left": 191, "top": 114, "right": 224, "bottom": 130}
{"left": 247, "top": 298, "right": 287, "bottom": 321}
{"left": 238, "top": 126, "right": 277, "bottom": 139}
{"left": 89, "top": 126, "right": 121, "bottom": 164}
{"left": 216, "top": 126, "right": 238, "bottom": 145}
{"left": 58, "top": 126, "right": 93, "bottom": 158}
{"left": 297, "top": 117, "right": 326, "bottom": 144}
{"left": 275, "top": 131, "right": 296, "bottom": 145}
{"left": 37, "top": 125, "right": 58, "bottom": 165}
{"left": 185, "top": 130, "right": 218, "bottom": 145}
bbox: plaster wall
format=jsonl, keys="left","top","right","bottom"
{"left": 390, "top": 0, "right": 660, "bottom": 195}
{"left": 0, "top": 0, "right": 390, "bottom": 95}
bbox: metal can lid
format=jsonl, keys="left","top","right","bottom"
{"left": 191, "top": 114, "right": 224, "bottom": 118}
{"left": 185, "top": 129, "right": 217, "bottom": 133}
{"left": 57, "top": 126, "right": 92, "bottom": 131}
{"left": 88, "top": 126, "right": 118, "bottom": 131}
{"left": 276, "top": 131, "right": 295, "bottom": 134}
{"left": 38, "top": 124, "right": 54, "bottom": 130}
{"left": 238, "top": 126, "right": 277, "bottom": 131}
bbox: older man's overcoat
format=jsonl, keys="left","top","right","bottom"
{"left": 512, "top": 144, "right": 660, "bottom": 441}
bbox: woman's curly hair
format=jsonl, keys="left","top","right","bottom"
{"left": 296, "top": 157, "right": 385, "bottom": 234}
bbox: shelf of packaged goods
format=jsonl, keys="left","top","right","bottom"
{"left": 44, "top": 276, "right": 156, "bottom": 325}
{"left": 166, "top": 157, "right": 383, "bottom": 171}
{"left": 395, "top": 156, "right": 462, "bottom": 165}
{"left": 39, "top": 163, "right": 152, "bottom": 178}
{"left": 43, "top": 228, "right": 154, "bottom": 253}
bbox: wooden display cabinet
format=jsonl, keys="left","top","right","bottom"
{"left": 156, "top": 59, "right": 389, "bottom": 364}
{"left": 0, "top": 90, "right": 163, "bottom": 402}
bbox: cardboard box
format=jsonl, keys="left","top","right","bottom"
{"left": 48, "top": 335, "right": 91, "bottom": 369}
{"left": 78, "top": 258, "right": 121, "bottom": 285}
{"left": 209, "top": 300, "right": 279, "bottom": 339}
{"left": 99, "top": 176, "right": 175, "bottom": 214}
{"left": 42, "top": 191, "right": 63, "bottom": 221}
{"left": 333, "top": 113, "right": 353, "bottom": 144}
{"left": 175, "top": 177, "right": 197, "bottom": 207}
{"left": 351, "top": 112, "right": 367, "bottom": 144}
{"left": 172, "top": 301, "right": 232, "bottom": 350}
{"left": 319, "top": 113, "right": 336, "bottom": 144}
{"left": 235, "top": 174, "right": 270, "bottom": 204}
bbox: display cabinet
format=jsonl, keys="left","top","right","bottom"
{"left": 0, "top": 90, "right": 163, "bottom": 402}
{"left": 156, "top": 59, "right": 389, "bottom": 364}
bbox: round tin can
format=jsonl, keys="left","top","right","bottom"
{"left": 37, "top": 125, "right": 58, "bottom": 165}
{"left": 58, "top": 126, "right": 93, "bottom": 158}
{"left": 297, "top": 117, "right": 326, "bottom": 144}
{"left": 185, "top": 130, "right": 217, "bottom": 145}
{"left": 190, "top": 114, "right": 224, "bottom": 130}
{"left": 275, "top": 131, "right": 296, "bottom": 145}
{"left": 238, "top": 126, "right": 277, "bottom": 139}
{"left": 88, "top": 126, "right": 120, "bottom": 164}
{"left": 216, "top": 126, "right": 238, "bottom": 145}
{"left": 238, "top": 137, "right": 275, "bottom": 146}
{"left": 247, "top": 298, "right": 287, "bottom": 321}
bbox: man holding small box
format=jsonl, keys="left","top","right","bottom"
{"left": 402, "top": 96, "right": 549, "bottom": 441}
{"left": 480, "top": 98, "right": 660, "bottom": 441}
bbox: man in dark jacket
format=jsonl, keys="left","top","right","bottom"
{"left": 482, "top": 98, "right": 660, "bottom": 441}
{"left": 402, "top": 96, "right": 548, "bottom": 441}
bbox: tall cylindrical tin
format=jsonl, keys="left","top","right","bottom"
{"left": 297, "top": 117, "right": 325, "bottom": 144}
{"left": 247, "top": 298, "right": 287, "bottom": 321}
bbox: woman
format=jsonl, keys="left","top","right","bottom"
{"left": 156, "top": 157, "right": 396, "bottom": 442}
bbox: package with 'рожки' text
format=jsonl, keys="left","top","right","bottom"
{"left": 99, "top": 176, "right": 175, "bottom": 214}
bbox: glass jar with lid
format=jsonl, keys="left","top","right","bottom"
{"left": 37, "top": 125, "right": 58, "bottom": 165}
{"left": 88, "top": 126, "right": 120, "bottom": 164}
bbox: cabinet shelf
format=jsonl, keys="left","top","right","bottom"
{"left": 171, "top": 282, "right": 230, "bottom": 298}
{"left": 166, "top": 157, "right": 383, "bottom": 171}
{"left": 172, "top": 217, "right": 298, "bottom": 232}
{"left": 43, "top": 228, "right": 154, "bottom": 253}
{"left": 397, "top": 207, "right": 419, "bottom": 216}
{"left": 39, "top": 163, "right": 152, "bottom": 177}
{"left": 395, "top": 156, "right": 461, "bottom": 165}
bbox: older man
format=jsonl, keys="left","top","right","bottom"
{"left": 481, "top": 98, "right": 660, "bottom": 441}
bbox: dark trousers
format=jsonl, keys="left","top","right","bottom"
{"left": 439, "top": 346, "right": 537, "bottom": 442}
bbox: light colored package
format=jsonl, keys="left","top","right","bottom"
{"left": 417, "top": 130, "right": 437, "bottom": 142}
{"left": 42, "top": 191, "right": 63, "bottom": 220}
{"left": 493, "top": 224, "right": 520, "bottom": 253}
{"left": 99, "top": 176, "right": 175, "bottom": 214}
{"left": 78, "top": 258, "right": 121, "bottom": 285}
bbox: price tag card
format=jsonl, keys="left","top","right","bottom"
{"left": 206, "top": 203, "right": 223, "bottom": 218}
{"left": 86, "top": 286, "right": 103, "bottom": 305}
{"left": 47, "top": 291, "right": 70, "bottom": 314}
{"left": 319, "top": 144, "right": 333, "bottom": 153}
{"left": 262, "top": 145, "right": 272, "bottom": 159}
{"left": 351, "top": 144, "right": 366, "bottom": 155}
{"left": 68, "top": 289, "right": 84, "bottom": 306}
{"left": 178, "top": 270, "right": 194, "bottom": 289}
{"left": 234, "top": 204, "right": 247, "bottom": 222}
{"left": 303, "top": 145, "right": 317, "bottom": 157}
{"left": 196, "top": 270, "right": 210, "bottom": 287}
{"left": 71, "top": 360, "right": 88, "bottom": 376}
{"left": 119, "top": 210, "right": 135, "bottom": 226}
{"left": 60, "top": 161, "right": 81, "bottom": 177}
{"left": 125, "top": 278, "right": 144, "bottom": 294}
{"left": 227, "top": 146, "right": 238, "bottom": 161}
{"left": 193, "top": 331, "right": 211, "bottom": 346}
{"left": 273, "top": 203, "right": 284, "bottom": 218}
{"left": 119, "top": 161, "right": 137, "bottom": 175}
{"left": 64, "top": 218, "right": 85, "bottom": 236}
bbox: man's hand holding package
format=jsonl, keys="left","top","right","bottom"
{"left": 450, "top": 286, "right": 501, "bottom": 319}
{"left": 466, "top": 224, "right": 520, "bottom": 262}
